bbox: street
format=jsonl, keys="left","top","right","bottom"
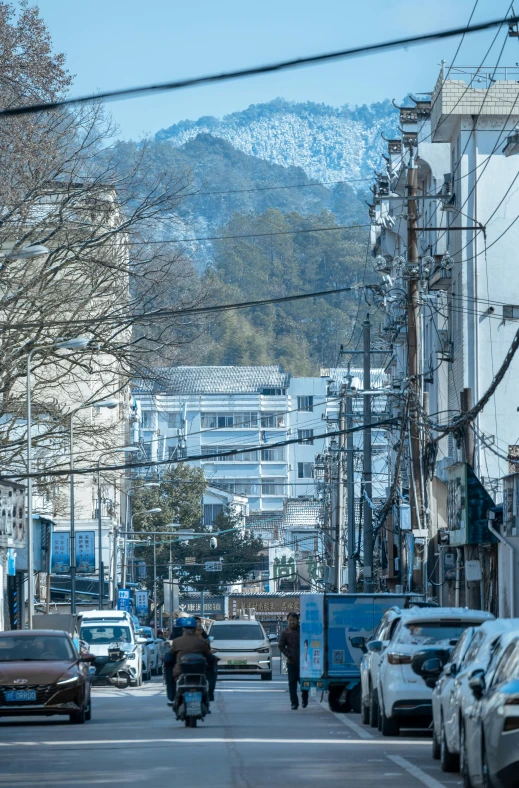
{"left": 0, "top": 665, "right": 460, "bottom": 788}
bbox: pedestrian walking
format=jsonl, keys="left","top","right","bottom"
{"left": 278, "top": 612, "right": 309, "bottom": 710}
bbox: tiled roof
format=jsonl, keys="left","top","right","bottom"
{"left": 134, "top": 366, "right": 289, "bottom": 395}
{"left": 283, "top": 499, "right": 323, "bottom": 528}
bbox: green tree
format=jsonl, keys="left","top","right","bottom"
{"left": 130, "top": 468, "right": 264, "bottom": 606}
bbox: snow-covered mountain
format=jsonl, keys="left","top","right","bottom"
{"left": 155, "top": 98, "right": 399, "bottom": 185}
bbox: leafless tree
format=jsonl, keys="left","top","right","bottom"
{"left": 0, "top": 2, "right": 207, "bottom": 493}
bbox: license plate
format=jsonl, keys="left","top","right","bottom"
{"left": 184, "top": 691, "right": 202, "bottom": 703}
{"left": 228, "top": 659, "right": 247, "bottom": 665}
{"left": 184, "top": 691, "right": 202, "bottom": 716}
{"left": 5, "top": 690, "right": 37, "bottom": 702}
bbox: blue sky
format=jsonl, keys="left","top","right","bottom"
{"left": 35, "top": 0, "right": 518, "bottom": 140}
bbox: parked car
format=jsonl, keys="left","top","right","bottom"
{"left": 79, "top": 611, "right": 145, "bottom": 687}
{"left": 0, "top": 630, "right": 94, "bottom": 723}
{"left": 208, "top": 620, "right": 273, "bottom": 679}
{"left": 360, "top": 606, "right": 404, "bottom": 727}
{"left": 433, "top": 618, "right": 519, "bottom": 773}
{"left": 136, "top": 627, "right": 160, "bottom": 677}
{"left": 462, "top": 629, "right": 519, "bottom": 787}
{"left": 377, "top": 607, "right": 493, "bottom": 736}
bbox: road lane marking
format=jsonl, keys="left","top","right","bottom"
{"left": 319, "top": 700, "right": 374, "bottom": 739}
{"left": 215, "top": 689, "right": 285, "bottom": 692}
{"left": 387, "top": 755, "right": 446, "bottom": 788}
{"left": 0, "top": 738, "right": 429, "bottom": 747}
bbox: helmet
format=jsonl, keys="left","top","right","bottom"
{"left": 182, "top": 616, "right": 197, "bottom": 629}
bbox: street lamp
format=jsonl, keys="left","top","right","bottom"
{"left": 1, "top": 244, "right": 50, "bottom": 262}
{"left": 97, "top": 445, "right": 139, "bottom": 610}
{"left": 68, "top": 397, "right": 120, "bottom": 615}
{"left": 26, "top": 335, "right": 90, "bottom": 629}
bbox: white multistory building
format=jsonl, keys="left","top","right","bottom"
{"left": 370, "top": 66, "right": 519, "bottom": 612}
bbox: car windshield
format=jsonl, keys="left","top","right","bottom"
{"left": 138, "top": 628, "right": 153, "bottom": 638}
{"left": 0, "top": 635, "right": 75, "bottom": 661}
{"left": 399, "top": 621, "right": 474, "bottom": 646}
{"left": 80, "top": 625, "right": 132, "bottom": 645}
{"left": 211, "top": 624, "right": 264, "bottom": 640}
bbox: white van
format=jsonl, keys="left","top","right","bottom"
{"left": 79, "top": 610, "right": 145, "bottom": 686}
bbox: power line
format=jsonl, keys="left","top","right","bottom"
{"left": 0, "top": 283, "right": 368, "bottom": 332}
{"left": 0, "top": 16, "right": 517, "bottom": 119}
{"left": 120, "top": 222, "right": 371, "bottom": 245}
{"left": 2, "top": 419, "right": 400, "bottom": 481}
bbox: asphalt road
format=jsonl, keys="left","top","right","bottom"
{"left": 0, "top": 666, "right": 462, "bottom": 788}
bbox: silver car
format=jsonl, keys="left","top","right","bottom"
{"left": 463, "top": 630, "right": 519, "bottom": 787}
{"left": 209, "top": 620, "right": 273, "bottom": 680}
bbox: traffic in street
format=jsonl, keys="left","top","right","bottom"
{"left": 0, "top": 667, "right": 455, "bottom": 788}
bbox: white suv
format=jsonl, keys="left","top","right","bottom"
{"left": 208, "top": 620, "right": 273, "bottom": 679}
{"left": 377, "top": 608, "right": 493, "bottom": 736}
{"left": 79, "top": 610, "right": 145, "bottom": 687}
{"left": 360, "top": 606, "right": 403, "bottom": 727}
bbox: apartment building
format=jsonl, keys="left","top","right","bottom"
{"left": 369, "top": 66, "right": 519, "bottom": 611}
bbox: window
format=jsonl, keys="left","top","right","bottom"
{"left": 503, "top": 305, "right": 519, "bottom": 321}
{"left": 202, "top": 446, "right": 259, "bottom": 462}
{"left": 201, "top": 412, "right": 258, "bottom": 429}
{"left": 298, "top": 429, "right": 314, "bottom": 445}
{"left": 216, "top": 479, "right": 259, "bottom": 496}
{"left": 297, "top": 395, "right": 314, "bottom": 412}
{"left": 298, "top": 462, "right": 314, "bottom": 479}
{"left": 261, "top": 447, "right": 285, "bottom": 462}
{"left": 141, "top": 410, "right": 153, "bottom": 429}
{"left": 397, "top": 620, "right": 475, "bottom": 646}
{"left": 261, "top": 478, "right": 285, "bottom": 495}
{"left": 80, "top": 626, "right": 132, "bottom": 646}
{"left": 167, "top": 412, "right": 181, "bottom": 429}
{"left": 262, "top": 388, "right": 286, "bottom": 396}
{"left": 260, "top": 412, "right": 285, "bottom": 428}
{"left": 203, "top": 504, "right": 224, "bottom": 526}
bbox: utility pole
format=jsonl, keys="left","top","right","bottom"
{"left": 346, "top": 369, "right": 356, "bottom": 592}
{"left": 69, "top": 416, "right": 76, "bottom": 615}
{"left": 406, "top": 153, "right": 423, "bottom": 534}
{"left": 333, "top": 394, "right": 345, "bottom": 591}
{"left": 363, "top": 315, "right": 374, "bottom": 592}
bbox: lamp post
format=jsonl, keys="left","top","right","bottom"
{"left": 26, "top": 331, "right": 89, "bottom": 629}
{"left": 68, "top": 398, "right": 119, "bottom": 614}
{"left": 97, "top": 445, "right": 139, "bottom": 610}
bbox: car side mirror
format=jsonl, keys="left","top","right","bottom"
{"left": 208, "top": 636, "right": 214, "bottom": 643}
{"left": 136, "top": 637, "right": 147, "bottom": 645}
{"left": 351, "top": 636, "right": 367, "bottom": 653}
{"left": 367, "top": 639, "right": 383, "bottom": 653}
{"left": 268, "top": 634, "right": 277, "bottom": 642}
{"left": 446, "top": 662, "right": 457, "bottom": 677}
{"left": 146, "top": 639, "right": 154, "bottom": 645}
{"left": 411, "top": 649, "right": 450, "bottom": 688}
{"left": 80, "top": 653, "right": 96, "bottom": 664}
{"left": 469, "top": 673, "right": 485, "bottom": 700}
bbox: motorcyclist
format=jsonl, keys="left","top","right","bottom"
{"left": 164, "top": 618, "right": 186, "bottom": 705}
{"left": 170, "top": 616, "right": 211, "bottom": 680}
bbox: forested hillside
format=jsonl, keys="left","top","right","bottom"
{"left": 114, "top": 98, "right": 395, "bottom": 373}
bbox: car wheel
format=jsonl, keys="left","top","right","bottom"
{"left": 379, "top": 693, "right": 399, "bottom": 737}
{"left": 70, "top": 707, "right": 86, "bottom": 725}
{"left": 261, "top": 672, "right": 272, "bottom": 681}
{"left": 441, "top": 724, "right": 459, "bottom": 772}
{"left": 369, "top": 690, "right": 379, "bottom": 728}
{"left": 328, "top": 685, "right": 350, "bottom": 713}
{"left": 431, "top": 722, "right": 440, "bottom": 760}
{"left": 361, "top": 702, "right": 369, "bottom": 725}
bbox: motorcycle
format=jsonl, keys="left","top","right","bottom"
{"left": 173, "top": 653, "right": 210, "bottom": 727}
{"left": 89, "top": 641, "right": 132, "bottom": 688}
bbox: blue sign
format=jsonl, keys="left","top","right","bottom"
{"left": 75, "top": 531, "right": 95, "bottom": 573}
{"left": 7, "top": 548, "right": 16, "bottom": 576}
{"left": 135, "top": 590, "right": 148, "bottom": 616}
{"left": 117, "top": 588, "right": 131, "bottom": 612}
{"left": 51, "top": 532, "right": 70, "bottom": 574}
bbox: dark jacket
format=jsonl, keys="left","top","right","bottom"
{"left": 171, "top": 631, "right": 211, "bottom": 678}
{"left": 278, "top": 626, "right": 300, "bottom": 666}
